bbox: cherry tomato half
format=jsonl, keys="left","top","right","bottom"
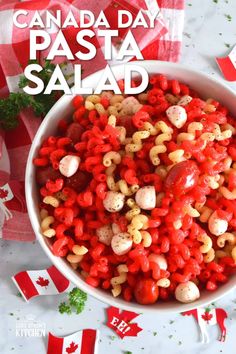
{"left": 66, "top": 122, "right": 84, "bottom": 144}
{"left": 36, "top": 166, "right": 62, "bottom": 186}
{"left": 134, "top": 279, "right": 159, "bottom": 305}
{"left": 65, "top": 170, "right": 91, "bottom": 192}
{"left": 164, "top": 160, "right": 200, "bottom": 196}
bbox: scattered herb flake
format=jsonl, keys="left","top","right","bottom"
{"left": 153, "top": 331, "right": 157, "bottom": 336}
{"left": 168, "top": 335, "right": 173, "bottom": 339}
{"left": 9, "top": 313, "right": 14, "bottom": 316}
{"left": 225, "top": 43, "right": 231, "bottom": 48}
{"left": 109, "top": 335, "right": 116, "bottom": 341}
{"left": 219, "top": 33, "right": 222, "bottom": 36}
{"left": 124, "top": 352, "right": 132, "bottom": 354}
{"left": 183, "top": 32, "right": 191, "bottom": 39}
{"left": 16, "top": 292, "right": 22, "bottom": 298}
{"left": 225, "top": 14, "right": 232, "bottom": 22}
{"left": 169, "top": 320, "right": 175, "bottom": 324}
{"left": 213, "top": 0, "right": 218, "bottom": 3}
{"left": 188, "top": 3, "right": 192, "bottom": 6}
{"left": 178, "top": 341, "right": 182, "bottom": 345}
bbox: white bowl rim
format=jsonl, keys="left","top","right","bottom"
{"left": 25, "top": 60, "right": 236, "bottom": 314}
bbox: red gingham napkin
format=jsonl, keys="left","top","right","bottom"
{"left": 0, "top": 0, "right": 184, "bottom": 242}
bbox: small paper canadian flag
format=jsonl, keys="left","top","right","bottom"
{"left": 216, "top": 44, "right": 236, "bottom": 81}
{"left": 12, "top": 265, "right": 70, "bottom": 301}
{"left": 47, "top": 329, "right": 98, "bottom": 354}
{"left": 182, "top": 307, "right": 228, "bottom": 343}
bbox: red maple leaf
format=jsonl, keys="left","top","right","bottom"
{"left": 66, "top": 341, "right": 78, "bottom": 353}
{"left": 201, "top": 311, "right": 213, "bottom": 323}
{"left": 106, "top": 306, "right": 143, "bottom": 339}
{"left": 36, "top": 276, "right": 49, "bottom": 287}
{"left": 0, "top": 189, "right": 8, "bottom": 199}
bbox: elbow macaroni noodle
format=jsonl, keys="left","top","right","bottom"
{"left": 128, "top": 214, "right": 149, "bottom": 244}
{"left": 217, "top": 233, "right": 236, "bottom": 248}
{"left": 147, "top": 121, "right": 173, "bottom": 166}
{"left": 103, "top": 151, "right": 121, "bottom": 167}
{"left": 41, "top": 216, "right": 56, "bottom": 238}
{"left": 111, "top": 264, "right": 128, "bottom": 297}
{"left": 126, "top": 130, "right": 150, "bottom": 152}
{"left": 43, "top": 196, "right": 60, "bottom": 208}
{"left": 197, "top": 233, "right": 213, "bottom": 253}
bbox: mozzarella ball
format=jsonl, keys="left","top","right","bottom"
{"left": 103, "top": 191, "right": 125, "bottom": 212}
{"left": 59, "top": 155, "right": 80, "bottom": 177}
{"left": 208, "top": 211, "right": 228, "bottom": 236}
{"left": 111, "top": 232, "right": 133, "bottom": 255}
{"left": 175, "top": 281, "right": 200, "bottom": 303}
{"left": 148, "top": 254, "right": 167, "bottom": 270}
{"left": 166, "top": 105, "right": 187, "bottom": 128}
{"left": 96, "top": 224, "right": 113, "bottom": 246}
{"left": 135, "top": 186, "right": 156, "bottom": 210}
{"left": 178, "top": 95, "right": 192, "bottom": 106}
{"left": 120, "top": 96, "right": 142, "bottom": 115}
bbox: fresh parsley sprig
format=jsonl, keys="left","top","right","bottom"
{"left": 59, "top": 288, "right": 87, "bottom": 315}
{"left": 0, "top": 59, "right": 59, "bottom": 130}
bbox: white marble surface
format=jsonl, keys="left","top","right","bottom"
{"left": 1, "top": 1, "right": 236, "bottom": 353}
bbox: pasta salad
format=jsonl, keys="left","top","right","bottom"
{"left": 34, "top": 74, "right": 236, "bottom": 305}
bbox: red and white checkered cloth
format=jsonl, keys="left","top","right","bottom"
{"left": 0, "top": 0, "right": 184, "bottom": 241}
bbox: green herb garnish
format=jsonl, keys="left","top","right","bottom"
{"left": 58, "top": 288, "right": 87, "bottom": 315}
{"left": 0, "top": 59, "right": 59, "bottom": 130}
{"left": 58, "top": 302, "right": 72, "bottom": 315}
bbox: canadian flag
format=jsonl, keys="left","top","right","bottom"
{"left": 182, "top": 307, "right": 228, "bottom": 343}
{"left": 12, "top": 265, "right": 70, "bottom": 301}
{"left": 47, "top": 329, "right": 98, "bottom": 354}
{"left": 216, "top": 43, "right": 236, "bottom": 81}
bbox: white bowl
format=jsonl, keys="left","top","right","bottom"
{"left": 25, "top": 60, "right": 236, "bottom": 313}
